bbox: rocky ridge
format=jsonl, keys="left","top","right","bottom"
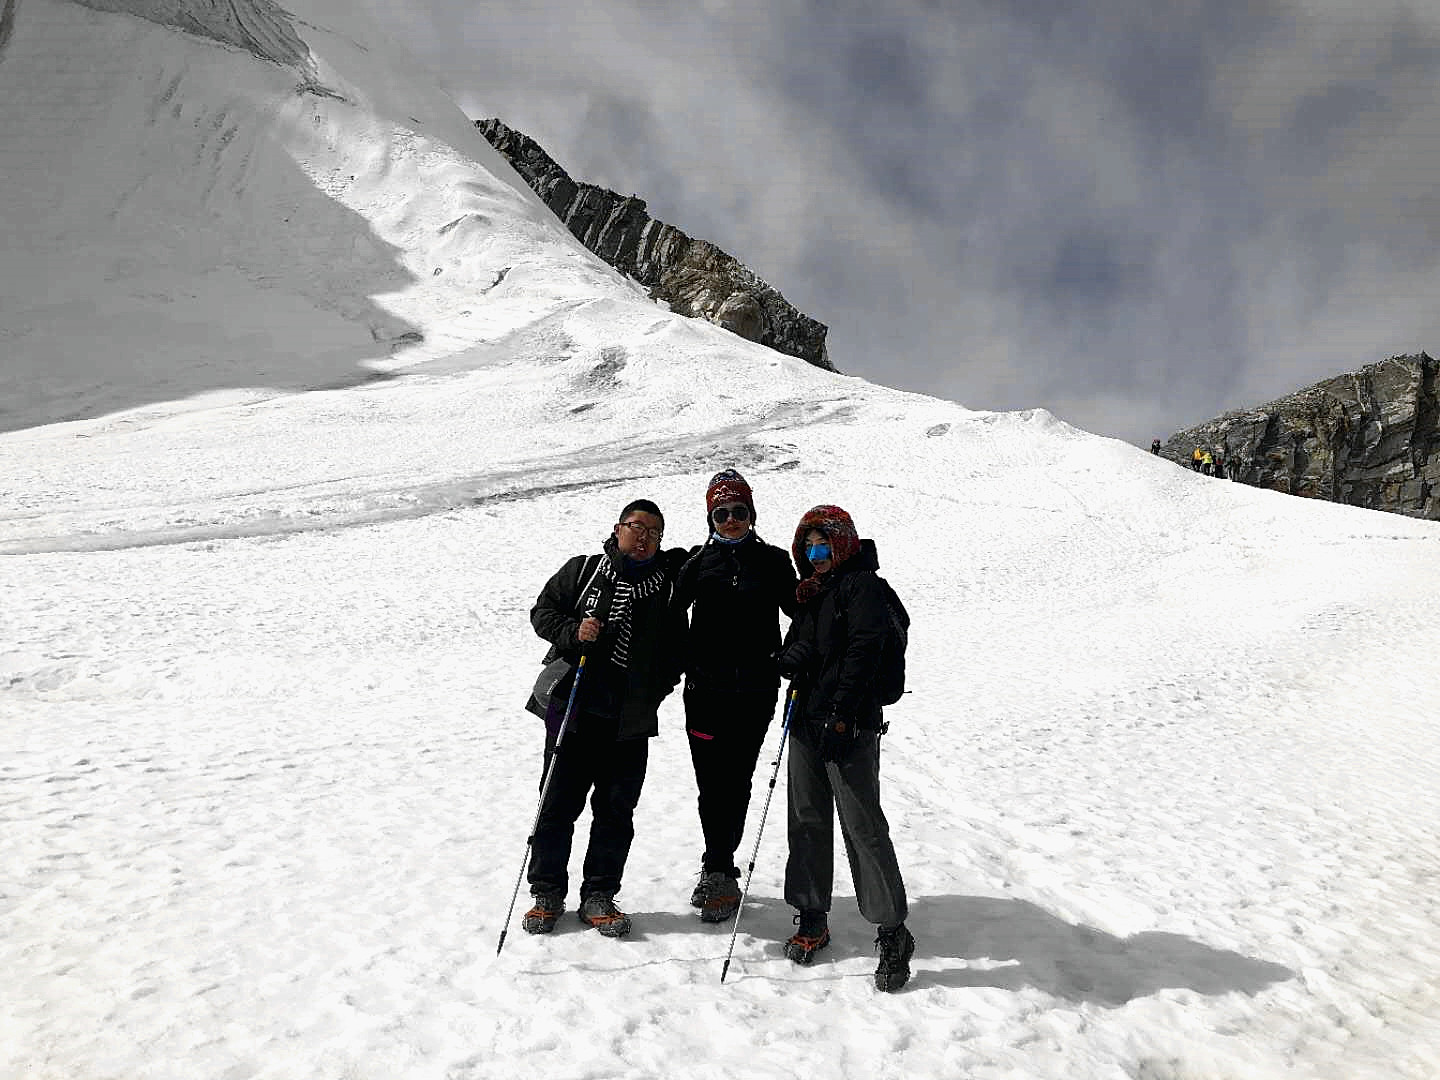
{"left": 477, "top": 118, "right": 832, "bottom": 371}
{"left": 1164, "top": 352, "right": 1438, "bottom": 520}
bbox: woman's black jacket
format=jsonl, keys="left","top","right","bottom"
{"left": 673, "top": 532, "right": 798, "bottom": 694}
{"left": 778, "top": 539, "right": 889, "bottom": 733}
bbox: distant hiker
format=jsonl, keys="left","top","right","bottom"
{"left": 775, "top": 505, "right": 914, "bottom": 992}
{"left": 1201, "top": 449, "right": 1214, "bottom": 476}
{"left": 673, "top": 469, "right": 798, "bottom": 924}
{"left": 1213, "top": 452, "right": 1226, "bottom": 480}
{"left": 1150, "top": 439, "right": 1162, "bottom": 455}
{"left": 1191, "top": 447, "right": 1204, "bottom": 472}
{"left": 521, "top": 499, "right": 686, "bottom": 939}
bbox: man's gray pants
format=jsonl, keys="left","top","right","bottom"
{"left": 784, "top": 729, "right": 908, "bottom": 928}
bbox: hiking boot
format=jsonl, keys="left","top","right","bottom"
{"left": 874, "top": 923, "right": 915, "bottom": 992}
{"left": 578, "top": 894, "right": 632, "bottom": 938}
{"left": 783, "top": 909, "right": 830, "bottom": 964}
{"left": 521, "top": 892, "right": 565, "bottom": 935}
{"left": 697, "top": 871, "right": 741, "bottom": 924}
{"left": 689, "top": 871, "right": 709, "bottom": 909}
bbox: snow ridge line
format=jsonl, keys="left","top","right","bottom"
{"left": 0, "top": 474, "right": 651, "bottom": 555}
{"left": 67, "top": 0, "right": 315, "bottom": 73}
{"left": 0, "top": 402, "right": 829, "bottom": 555}
{"left": 0, "top": 0, "right": 17, "bottom": 58}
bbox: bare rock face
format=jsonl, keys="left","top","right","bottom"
{"left": 477, "top": 118, "right": 832, "bottom": 371}
{"left": 1164, "top": 352, "right": 1439, "bottom": 520}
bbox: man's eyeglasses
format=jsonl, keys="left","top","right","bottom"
{"left": 618, "top": 521, "right": 663, "bottom": 542}
{"left": 711, "top": 505, "right": 751, "bottom": 525}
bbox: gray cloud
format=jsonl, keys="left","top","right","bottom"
{"left": 356, "top": 0, "right": 1440, "bottom": 444}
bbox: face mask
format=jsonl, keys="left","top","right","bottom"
{"left": 806, "top": 543, "right": 832, "bottom": 564}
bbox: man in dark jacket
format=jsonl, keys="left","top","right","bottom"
{"left": 521, "top": 498, "right": 686, "bottom": 939}
{"left": 776, "top": 504, "right": 914, "bottom": 992}
{"left": 673, "top": 469, "right": 798, "bottom": 922}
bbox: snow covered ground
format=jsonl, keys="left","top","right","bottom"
{"left": 3, "top": 2, "right": 1439, "bottom": 1078}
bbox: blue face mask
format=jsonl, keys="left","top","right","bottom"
{"left": 806, "top": 543, "right": 832, "bottom": 565}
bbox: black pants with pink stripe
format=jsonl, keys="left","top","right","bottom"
{"left": 684, "top": 687, "right": 777, "bottom": 879}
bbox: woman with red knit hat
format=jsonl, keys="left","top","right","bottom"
{"left": 775, "top": 504, "right": 914, "bottom": 992}
{"left": 674, "top": 469, "right": 798, "bottom": 923}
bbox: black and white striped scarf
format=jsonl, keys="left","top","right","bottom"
{"left": 593, "top": 556, "right": 670, "bottom": 672}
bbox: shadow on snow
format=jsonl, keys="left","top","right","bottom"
{"left": 694, "top": 893, "right": 1294, "bottom": 1004}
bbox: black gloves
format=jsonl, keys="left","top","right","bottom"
{"left": 775, "top": 640, "right": 814, "bottom": 680}
{"left": 818, "top": 711, "right": 859, "bottom": 762}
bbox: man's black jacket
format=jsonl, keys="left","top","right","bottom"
{"left": 529, "top": 539, "right": 687, "bottom": 739}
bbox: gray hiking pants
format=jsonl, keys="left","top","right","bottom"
{"left": 784, "top": 730, "right": 908, "bottom": 928}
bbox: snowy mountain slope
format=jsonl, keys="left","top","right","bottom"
{"left": 4, "top": 3, "right": 1440, "bottom": 1079}
{"left": 0, "top": 0, "right": 636, "bottom": 434}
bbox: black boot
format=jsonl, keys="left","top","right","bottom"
{"left": 783, "top": 909, "right": 830, "bottom": 964}
{"left": 874, "top": 923, "right": 915, "bottom": 991}
{"left": 689, "top": 873, "right": 708, "bottom": 909}
{"left": 578, "top": 894, "right": 632, "bottom": 938}
{"left": 698, "top": 870, "right": 741, "bottom": 923}
{"left": 522, "top": 891, "right": 565, "bottom": 935}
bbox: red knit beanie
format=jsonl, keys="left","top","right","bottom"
{"left": 706, "top": 469, "right": 755, "bottom": 520}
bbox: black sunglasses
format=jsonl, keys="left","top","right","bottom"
{"left": 711, "top": 505, "right": 751, "bottom": 524}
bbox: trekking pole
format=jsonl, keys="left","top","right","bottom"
{"left": 720, "top": 683, "right": 799, "bottom": 983}
{"left": 496, "top": 653, "right": 588, "bottom": 956}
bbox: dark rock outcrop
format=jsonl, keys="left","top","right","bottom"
{"left": 1164, "top": 352, "right": 1439, "bottom": 520}
{"left": 476, "top": 118, "right": 833, "bottom": 371}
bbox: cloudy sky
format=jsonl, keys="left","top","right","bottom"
{"left": 357, "top": 0, "right": 1440, "bottom": 445}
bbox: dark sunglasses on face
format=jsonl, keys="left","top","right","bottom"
{"left": 711, "top": 505, "right": 751, "bottom": 524}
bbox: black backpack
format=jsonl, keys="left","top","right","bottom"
{"left": 872, "top": 576, "right": 910, "bottom": 707}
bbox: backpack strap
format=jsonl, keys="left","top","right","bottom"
{"left": 575, "top": 553, "right": 607, "bottom": 618}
